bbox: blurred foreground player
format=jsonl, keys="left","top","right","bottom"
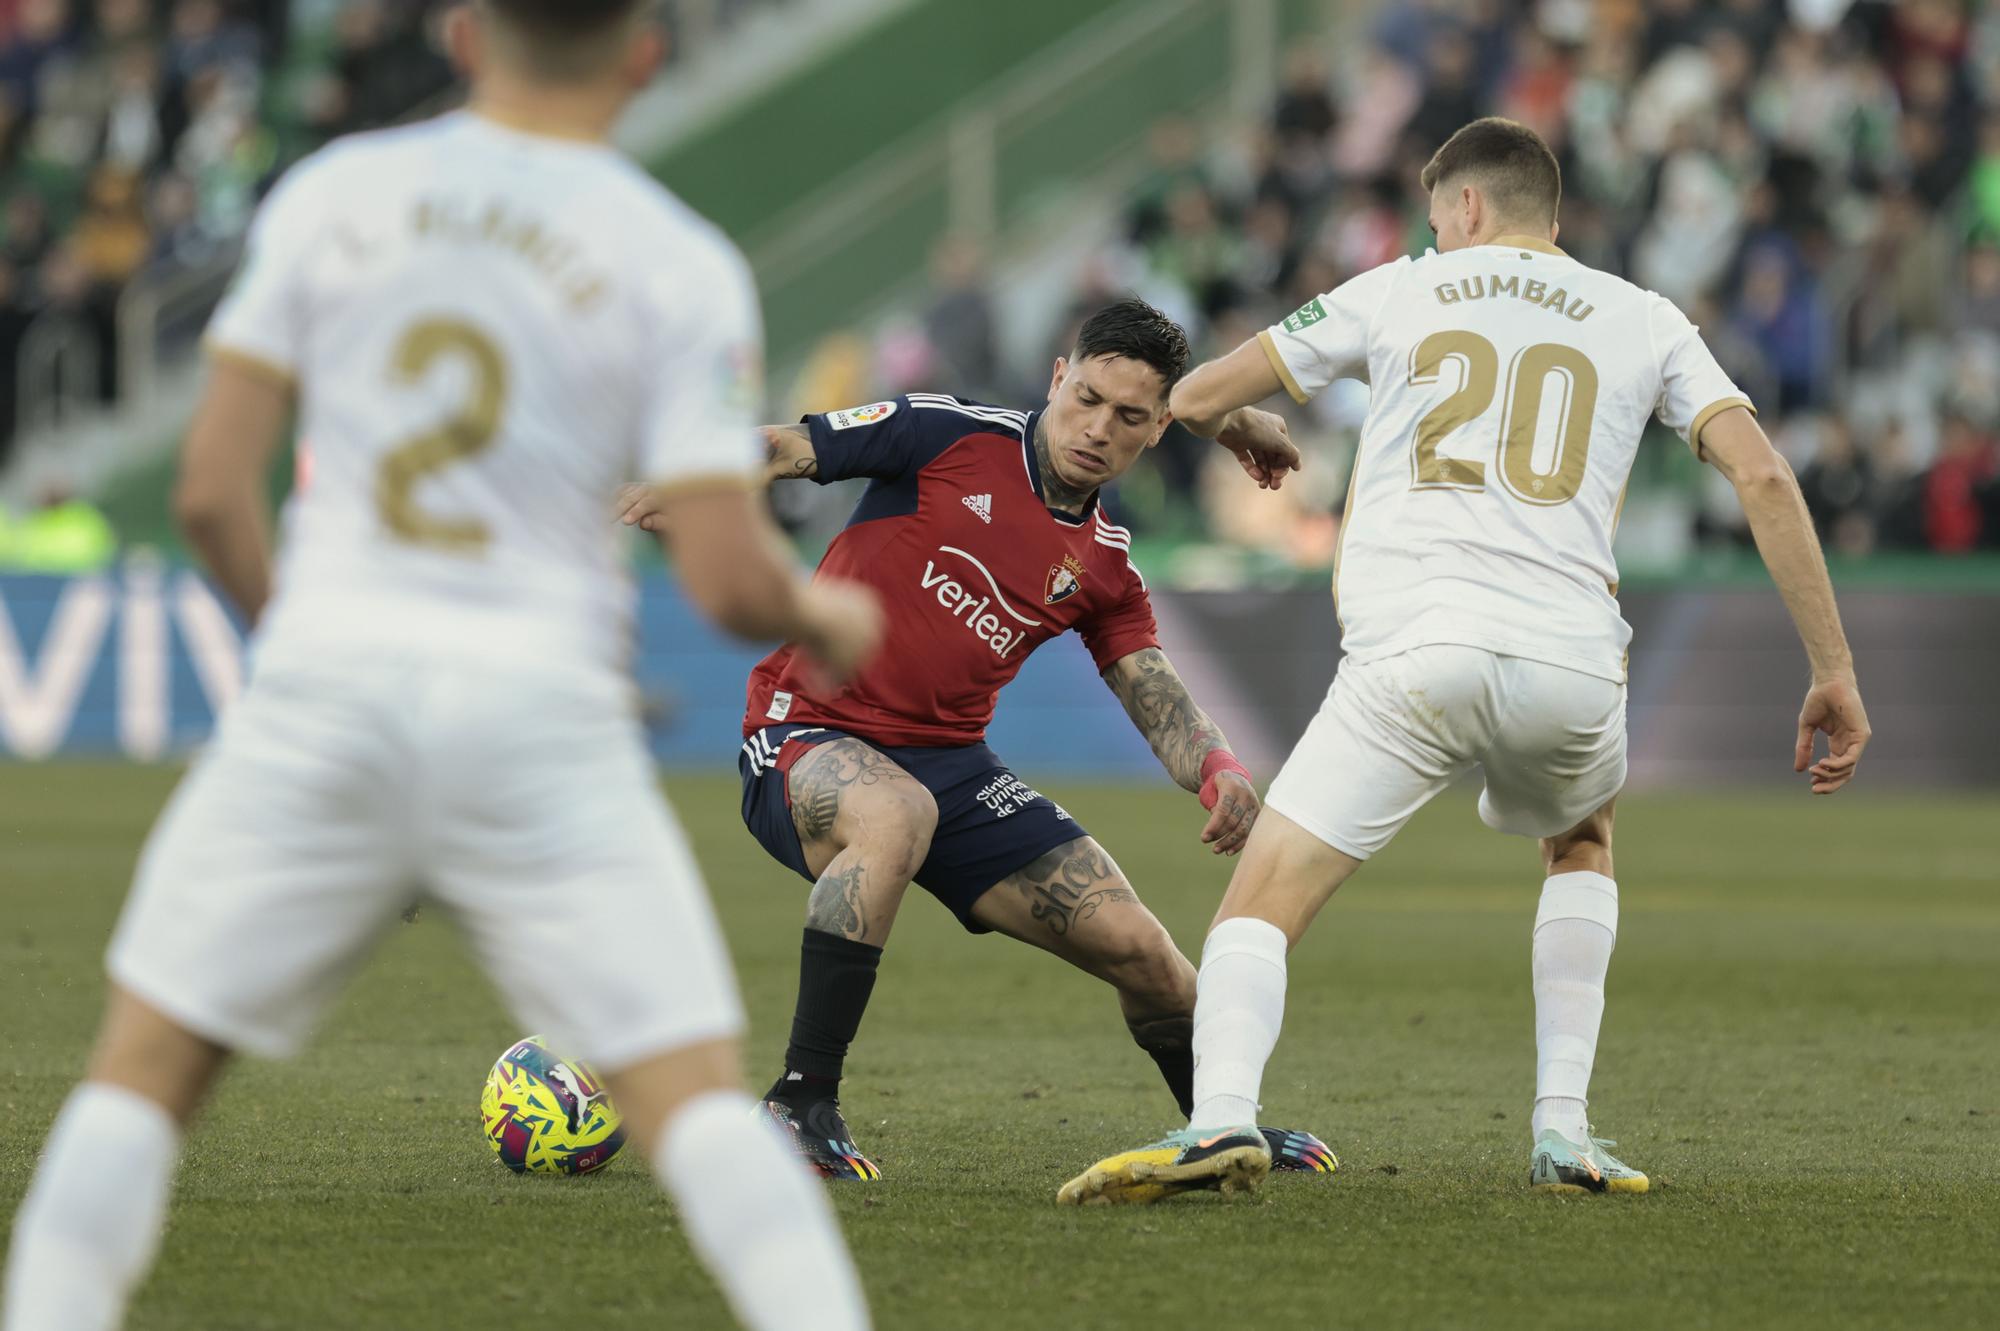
{"left": 621, "top": 299, "right": 1332, "bottom": 1184}
{"left": 2, "top": 5, "right": 877, "bottom": 1329}
{"left": 1063, "top": 119, "right": 1872, "bottom": 1204}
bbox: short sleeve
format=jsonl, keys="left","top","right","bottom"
{"left": 1077, "top": 557, "right": 1159, "bottom": 672}
{"left": 803, "top": 397, "right": 926, "bottom": 483}
{"left": 1257, "top": 258, "right": 1408, "bottom": 402}
{"left": 204, "top": 160, "right": 327, "bottom": 387}
{"left": 638, "top": 240, "right": 767, "bottom": 489}
{"left": 1649, "top": 294, "right": 1755, "bottom": 459}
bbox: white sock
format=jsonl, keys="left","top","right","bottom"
{"left": 5, "top": 1083, "right": 182, "bottom": 1331}
{"left": 654, "top": 1090, "right": 869, "bottom": 1331}
{"left": 1188, "top": 917, "right": 1289, "bottom": 1132}
{"left": 1531, "top": 871, "right": 1618, "bottom": 1144}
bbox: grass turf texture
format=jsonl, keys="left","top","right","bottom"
{"left": 3, "top": 765, "right": 1995, "bottom": 1330}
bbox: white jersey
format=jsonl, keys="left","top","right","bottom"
{"left": 1259, "top": 236, "right": 1751, "bottom": 682}
{"left": 206, "top": 111, "right": 764, "bottom": 680}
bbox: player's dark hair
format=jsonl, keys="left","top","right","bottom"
{"left": 1420, "top": 116, "right": 1563, "bottom": 227}
{"left": 481, "top": 0, "right": 646, "bottom": 79}
{"left": 486, "top": 0, "right": 642, "bottom": 35}
{"left": 1072, "top": 297, "right": 1191, "bottom": 397}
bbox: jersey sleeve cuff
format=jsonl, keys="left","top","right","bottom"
{"left": 203, "top": 339, "right": 297, "bottom": 392}
{"left": 1090, "top": 634, "right": 1160, "bottom": 674}
{"left": 1686, "top": 397, "right": 1756, "bottom": 459}
{"left": 1257, "top": 329, "right": 1311, "bottom": 405}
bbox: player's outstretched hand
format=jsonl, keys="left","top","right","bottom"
{"left": 1215, "top": 408, "right": 1302, "bottom": 491}
{"left": 1200, "top": 770, "right": 1259, "bottom": 855}
{"left": 616, "top": 482, "right": 667, "bottom": 533}
{"left": 1795, "top": 675, "right": 1870, "bottom": 794}
{"left": 797, "top": 578, "right": 885, "bottom": 688}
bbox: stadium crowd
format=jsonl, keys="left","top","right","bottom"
{"left": 844, "top": 0, "right": 2000, "bottom": 564}
{"left": 0, "top": 0, "right": 778, "bottom": 465}
{"left": 7, "top": 0, "right": 1999, "bottom": 568}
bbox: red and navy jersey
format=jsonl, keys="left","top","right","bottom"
{"left": 744, "top": 393, "right": 1158, "bottom": 747}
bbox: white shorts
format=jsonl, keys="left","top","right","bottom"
{"left": 107, "top": 656, "right": 745, "bottom": 1068}
{"left": 1265, "top": 644, "right": 1627, "bottom": 860}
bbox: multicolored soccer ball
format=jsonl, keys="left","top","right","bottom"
{"left": 480, "top": 1036, "right": 626, "bottom": 1175}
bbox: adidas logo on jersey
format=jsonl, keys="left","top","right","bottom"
{"left": 963, "top": 493, "right": 993, "bottom": 524}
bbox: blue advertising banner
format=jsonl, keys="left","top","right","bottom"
{"left": 0, "top": 566, "right": 244, "bottom": 762}
{"left": 4, "top": 572, "right": 1991, "bottom": 785}
{"left": 0, "top": 571, "right": 1160, "bottom": 774}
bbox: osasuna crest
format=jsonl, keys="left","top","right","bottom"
{"left": 1045, "top": 554, "right": 1086, "bottom": 606}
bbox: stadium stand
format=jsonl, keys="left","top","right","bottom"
{"left": 785, "top": 0, "right": 2000, "bottom": 567}
{"left": 0, "top": 0, "right": 790, "bottom": 465}
{"left": 5, "top": 0, "right": 1999, "bottom": 573}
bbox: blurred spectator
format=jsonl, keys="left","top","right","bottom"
{"left": 3, "top": 189, "right": 52, "bottom": 276}
{"left": 1799, "top": 416, "right": 1877, "bottom": 554}
{"left": 101, "top": 43, "right": 167, "bottom": 172}
{"left": 302, "top": 1, "right": 449, "bottom": 142}
{"left": 1146, "top": 182, "right": 1243, "bottom": 320}
{"left": 1859, "top": 186, "right": 1954, "bottom": 351}
{"left": 1639, "top": 0, "right": 1709, "bottom": 68}
{"left": 1950, "top": 242, "right": 2000, "bottom": 339}
{"left": 1632, "top": 121, "right": 1742, "bottom": 305}
{"left": 165, "top": 0, "right": 258, "bottom": 85}
{"left": 0, "top": 0, "right": 72, "bottom": 130}
{"left": 1690, "top": 292, "right": 1777, "bottom": 416}
{"left": 1124, "top": 116, "right": 1207, "bottom": 249}
{"left": 1496, "top": 27, "right": 1571, "bottom": 147}
{"left": 922, "top": 235, "right": 998, "bottom": 398}
{"left": 1331, "top": 45, "right": 1418, "bottom": 179}
{"left": 1406, "top": 29, "right": 1484, "bottom": 156}
{"left": 1924, "top": 413, "right": 1998, "bottom": 553}
{"left": 73, "top": 165, "right": 149, "bottom": 289}
{"left": 1870, "top": 423, "right": 1929, "bottom": 551}
{"left": 1271, "top": 49, "right": 1335, "bottom": 148}
{"left": 144, "top": 167, "right": 215, "bottom": 269}
{"left": 1731, "top": 243, "right": 1831, "bottom": 413}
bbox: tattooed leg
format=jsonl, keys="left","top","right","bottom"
{"left": 784, "top": 738, "right": 936, "bottom": 947}
{"left": 972, "top": 837, "right": 1200, "bottom": 1113}
{"left": 984, "top": 838, "right": 1141, "bottom": 939}
{"left": 802, "top": 859, "right": 885, "bottom": 943}
{"left": 766, "top": 739, "right": 938, "bottom": 1145}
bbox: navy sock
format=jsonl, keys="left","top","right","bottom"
{"left": 1129, "top": 1014, "right": 1196, "bottom": 1118}
{"left": 766, "top": 928, "right": 882, "bottom": 1104}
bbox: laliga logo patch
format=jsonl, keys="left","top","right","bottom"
{"left": 1045, "top": 555, "right": 1086, "bottom": 606}
{"left": 828, "top": 401, "right": 898, "bottom": 431}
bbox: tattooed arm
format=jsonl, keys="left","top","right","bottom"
{"left": 1103, "top": 648, "right": 1230, "bottom": 792}
{"left": 1102, "top": 648, "right": 1259, "bottom": 855}
{"left": 616, "top": 424, "right": 817, "bottom": 532}
{"left": 761, "top": 423, "right": 819, "bottom": 484}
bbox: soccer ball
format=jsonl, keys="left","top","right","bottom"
{"left": 480, "top": 1036, "right": 626, "bottom": 1175}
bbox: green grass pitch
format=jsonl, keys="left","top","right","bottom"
{"left": 3, "top": 764, "right": 1995, "bottom": 1329}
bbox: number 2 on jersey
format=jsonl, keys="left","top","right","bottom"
{"left": 1408, "top": 331, "right": 1598, "bottom": 505}
{"left": 376, "top": 320, "right": 509, "bottom": 553}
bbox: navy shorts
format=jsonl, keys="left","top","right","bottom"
{"left": 738, "top": 724, "right": 1089, "bottom": 934}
